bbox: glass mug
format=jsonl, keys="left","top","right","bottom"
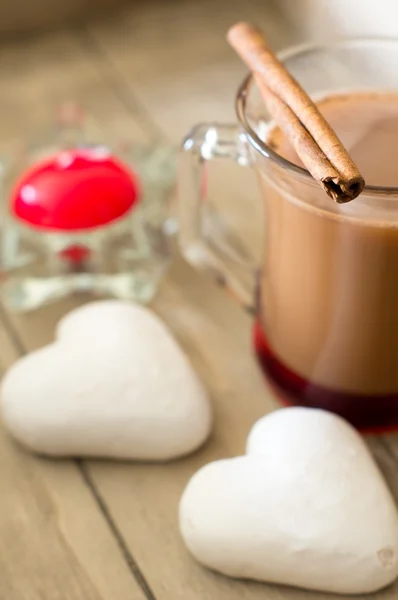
{"left": 178, "top": 38, "right": 398, "bottom": 432}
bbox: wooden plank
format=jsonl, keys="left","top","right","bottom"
{"left": 0, "top": 310, "right": 147, "bottom": 600}
{"left": 0, "top": 30, "right": 149, "bottom": 151}
{"left": 0, "top": 32, "right": 155, "bottom": 600}
{"left": 83, "top": 0, "right": 295, "bottom": 140}
{"left": 0, "top": 0, "right": 126, "bottom": 37}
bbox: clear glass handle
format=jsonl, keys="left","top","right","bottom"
{"left": 178, "top": 123, "right": 257, "bottom": 309}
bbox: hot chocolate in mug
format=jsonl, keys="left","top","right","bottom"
{"left": 178, "top": 38, "right": 398, "bottom": 432}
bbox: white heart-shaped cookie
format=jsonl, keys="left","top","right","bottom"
{"left": 180, "top": 407, "right": 398, "bottom": 594}
{"left": 1, "top": 301, "right": 212, "bottom": 460}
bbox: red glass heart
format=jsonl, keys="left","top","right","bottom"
{"left": 11, "top": 147, "right": 140, "bottom": 231}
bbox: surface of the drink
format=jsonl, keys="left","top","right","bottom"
{"left": 257, "top": 91, "right": 398, "bottom": 426}
{"left": 269, "top": 91, "right": 398, "bottom": 188}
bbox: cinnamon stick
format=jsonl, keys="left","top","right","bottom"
{"left": 227, "top": 22, "right": 365, "bottom": 203}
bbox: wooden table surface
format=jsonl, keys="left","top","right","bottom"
{"left": 1, "top": 2, "right": 398, "bottom": 598}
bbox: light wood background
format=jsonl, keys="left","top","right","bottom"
{"left": 1, "top": 1, "right": 398, "bottom": 599}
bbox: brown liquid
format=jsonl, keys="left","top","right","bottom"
{"left": 269, "top": 92, "right": 398, "bottom": 187}
{"left": 258, "top": 92, "right": 398, "bottom": 413}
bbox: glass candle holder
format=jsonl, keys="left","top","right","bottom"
{"left": 0, "top": 106, "right": 176, "bottom": 312}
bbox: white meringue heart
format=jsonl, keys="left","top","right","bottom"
{"left": 1, "top": 301, "right": 212, "bottom": 460}
{"left": 180, "top": 407, "right": 398, "bottom": 594}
